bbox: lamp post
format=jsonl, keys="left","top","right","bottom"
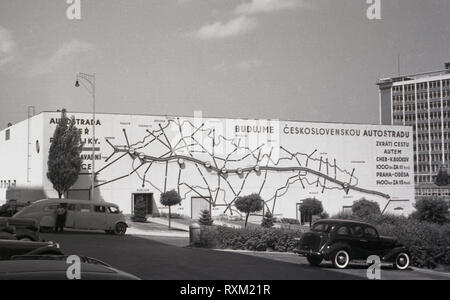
{"left": 75, "top": 72, "right": 96, "bottom": 201}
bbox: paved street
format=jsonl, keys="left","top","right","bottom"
{"left": 42, "top": 231, "right": 361, "bottom": 280}
{"left": 224, "top": 250, "right": 450, "bottom": 280}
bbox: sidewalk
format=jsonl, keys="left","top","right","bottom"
{"left": 146, "top": 217, "right": 190, "bottom": 231}
{"left": 126, "top": 217, "right": 189, "bottom": 238}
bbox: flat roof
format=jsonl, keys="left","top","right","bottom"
{"left": 1, "top": 110, "right": 414, "bottom": 132}
{"left": 377, "top": 68, "right": 450, "bottom": 86}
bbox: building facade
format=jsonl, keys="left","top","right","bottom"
{"left": 0, "top": 112, "right": 415, "bottom": 219}
{"left": 378, "top": 63, "right": 450, "bottom": 199}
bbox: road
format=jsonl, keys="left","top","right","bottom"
{"left": 227, "top": 250, "right": 450, "bottom": 280}
{"left": 42, "top": 231, "right": 361, "bottom": 280}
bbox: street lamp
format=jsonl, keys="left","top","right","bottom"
{"left": 75, "top": 72, "right": 96, "bottom": 201}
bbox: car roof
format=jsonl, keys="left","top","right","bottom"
{"left": 313, "top": 219, "right": 375, "bottom": 227}
{"left": 34, "top": 199, "right": 118, "bottom": 207}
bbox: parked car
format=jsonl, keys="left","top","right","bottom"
{"left": 295, "top": 219, "right": 411, "bottom": 270}
{"left": 0, "top": 217, "right": 40, "bottom": 241}
{"left": 0, "top": 255, "right": 140, "bottom": 280}
{"left": 0, "top": 239, "right": 61, "bottom": 260}
{"left": 0, "top": 201, "right": 30, "bottom": 217}
{"left": 0, "top": 219, "right": 16, "bottom": 240}
{"left": 13, "top": 199, "right": 128, "bottom": 235}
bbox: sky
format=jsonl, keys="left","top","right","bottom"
{"left": 0, "top": 0, "right": 449, "bottom": 128}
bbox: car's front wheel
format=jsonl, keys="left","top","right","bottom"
{"left": 306, "top": 255, "right": 323, "bottom": 266}
{"left": 393, "top": 252, "right": 410, "bottom": 270}
{"left": 114, "top": 223, "right": 127, "bottom": 236}
{"left": 332, "top": 250, "right": 350, "bottom": 269}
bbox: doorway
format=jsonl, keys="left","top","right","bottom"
{"left": 132, "top": 193, "right": 154, "bottom": 222}
{"left": 191, "top": 196, "right": 211, "bottom": 220}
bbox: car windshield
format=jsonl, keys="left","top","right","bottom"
{"left": 107, "top": 206, "right": 120, "bottom": 214}
{"left": 311, "top": 223, "right": 331, "bottom": 233}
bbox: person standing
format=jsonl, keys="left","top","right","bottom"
{"left": 55, "top": 203, "right": 67, "bottom": 233}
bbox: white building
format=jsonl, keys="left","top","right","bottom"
{"left": 378, "top": 63, "right": 450, "bottom": 199}
{"left": 0, "top": 111, "right": 415, "bottom": 220}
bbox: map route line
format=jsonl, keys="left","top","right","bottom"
{"left": 93, "top": 119, "right": 392, "bottom": 216}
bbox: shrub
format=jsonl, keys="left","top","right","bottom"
{"left": 320, "top": 212, "right": 330, "bottom": 219}
{"left": 199, "top": 209, "right": 214, "bottom": 226}
{"left": 159, "top": 212, "right": 184, "bottom": 219}
{"left": 234, "top": 194, "right": 264, "bottom": 227}
{"left": 261, "top": 212, "right": 274, "bottom": 228}
{"left": 352, "top": 198, "right": 381, "bottom": 219}
{"left": 160, "top": 190, "right": 182, "bottom": 229}
{"left": 279, "top": 218, "right": 300, "bottom": 225}
{"left": 300, "top": 198, "right": 323, "bottom": 227}
{"left": 411, "top": 197, "right": 449, "bottom": 225}
{"left": 197, "top": 226, "right": 302, "bottom": 253}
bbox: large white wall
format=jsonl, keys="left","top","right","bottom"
{"left": 36, "top": 112, "right": 415, "bottom": 218}
{"left": 0, "top": 114, "right": 45, "bottom": 204}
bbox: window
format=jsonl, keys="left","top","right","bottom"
{"left": 79, "top": 204, "right": 91, "bottom": 213}
{"left": 45, "top": 204, "right": 59, "bottom": 212}
{"left": 94, "top": 205, "right": 106, "bottom": 213}
{"left": 351, "top": 226, "right": 364, "bottom": 238}
{"left": 364, "top": 227, "right": 378, "bottom": 238}
{"left": 336, "top": 226, "right": 350, "bottom": 236}
{"left": 5, "top": 129, "right": 10, "bottom": 141}
{"left": 312, "top": 223, "right": 330, "bottom": 233}
{"left": 67, "top": 204, "right": 77, "bottom": 211}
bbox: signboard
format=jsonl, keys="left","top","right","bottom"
{"left": 43, "top": 113, "right": 415, "bottom": 217}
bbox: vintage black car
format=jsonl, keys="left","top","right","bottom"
{"left": 0, "top": 217, "right": 41, "bottom": 241}
{"left": 0, "top": 255, "right": 140, "bottom": 280}
{"left": 0, "top": 239, "right": 62, "bottom": 261}
{"left": 295, "top": 219, "right": 410, "bottom": 270}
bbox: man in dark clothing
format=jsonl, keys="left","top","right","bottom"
{"left": 55, "top": 203, "right": 67, "bottom": 233}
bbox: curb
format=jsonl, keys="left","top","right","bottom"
{"left": 147, "top": 217, "right": 190, "bottom": 231}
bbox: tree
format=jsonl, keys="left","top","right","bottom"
{"left": 47, "top": 109, "right": 82, "bottom": 198}
{"left": 198, "top": 209, "right": 214, "bottom": 226}
{"left": 300, "top": 198, "right": 324, "bottom": 227}
{"left": 352, "top": 199, "right": 381, "bottom": 219}
{"left": 261, "top": 212, "right": 274, "bottom": 228}
{"left": 411, "top": 197, "right": 449, "bottom": 225}
{"left": 160, "top": 190, "right": 182, "bottom": 229}
{"left": 435, "top": 167, "right": 450, "bottom": 186}
{"left": 234, "top": 194, "right": 264, "bottom": 228}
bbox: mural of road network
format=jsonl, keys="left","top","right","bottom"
{"left": 97, "top": 118, "right": 390, "bottom": 215}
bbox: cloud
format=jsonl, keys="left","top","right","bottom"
{"left": 194, "top": 16, "right": 258, "bottom": 40}
{"left": 28, "top": 39, "right": 94, "bottom": 77}
{"left": 235, "top": 0, "right": 302, "bottom": 15}
{"left": 0, "top": 26, "right": 16, "bottom": 66}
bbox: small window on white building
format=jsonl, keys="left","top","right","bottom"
{"left": 5, "top": 129, "right": 10, "bottom": 141}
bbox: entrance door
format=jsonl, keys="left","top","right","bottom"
{"left": 133, "top": 194, "right": 154, "bottom": 221}
{"left": 191, "top": 197, "right": 211, "bottom": 219}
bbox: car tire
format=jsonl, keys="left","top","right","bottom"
{"left": 114, "top": 223, "right": 127, "bottom": 236}
{"left": 393, "top": 252, "right": 410, "bottom": 270}
{"left": 306, "top": 255, "right": 323, "bottom": 266}
{"left": 19, "top": 237, "right": 33, "bottom": 242}
{"left": 332, "top": 250, "right": 350, "bottom": 269}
